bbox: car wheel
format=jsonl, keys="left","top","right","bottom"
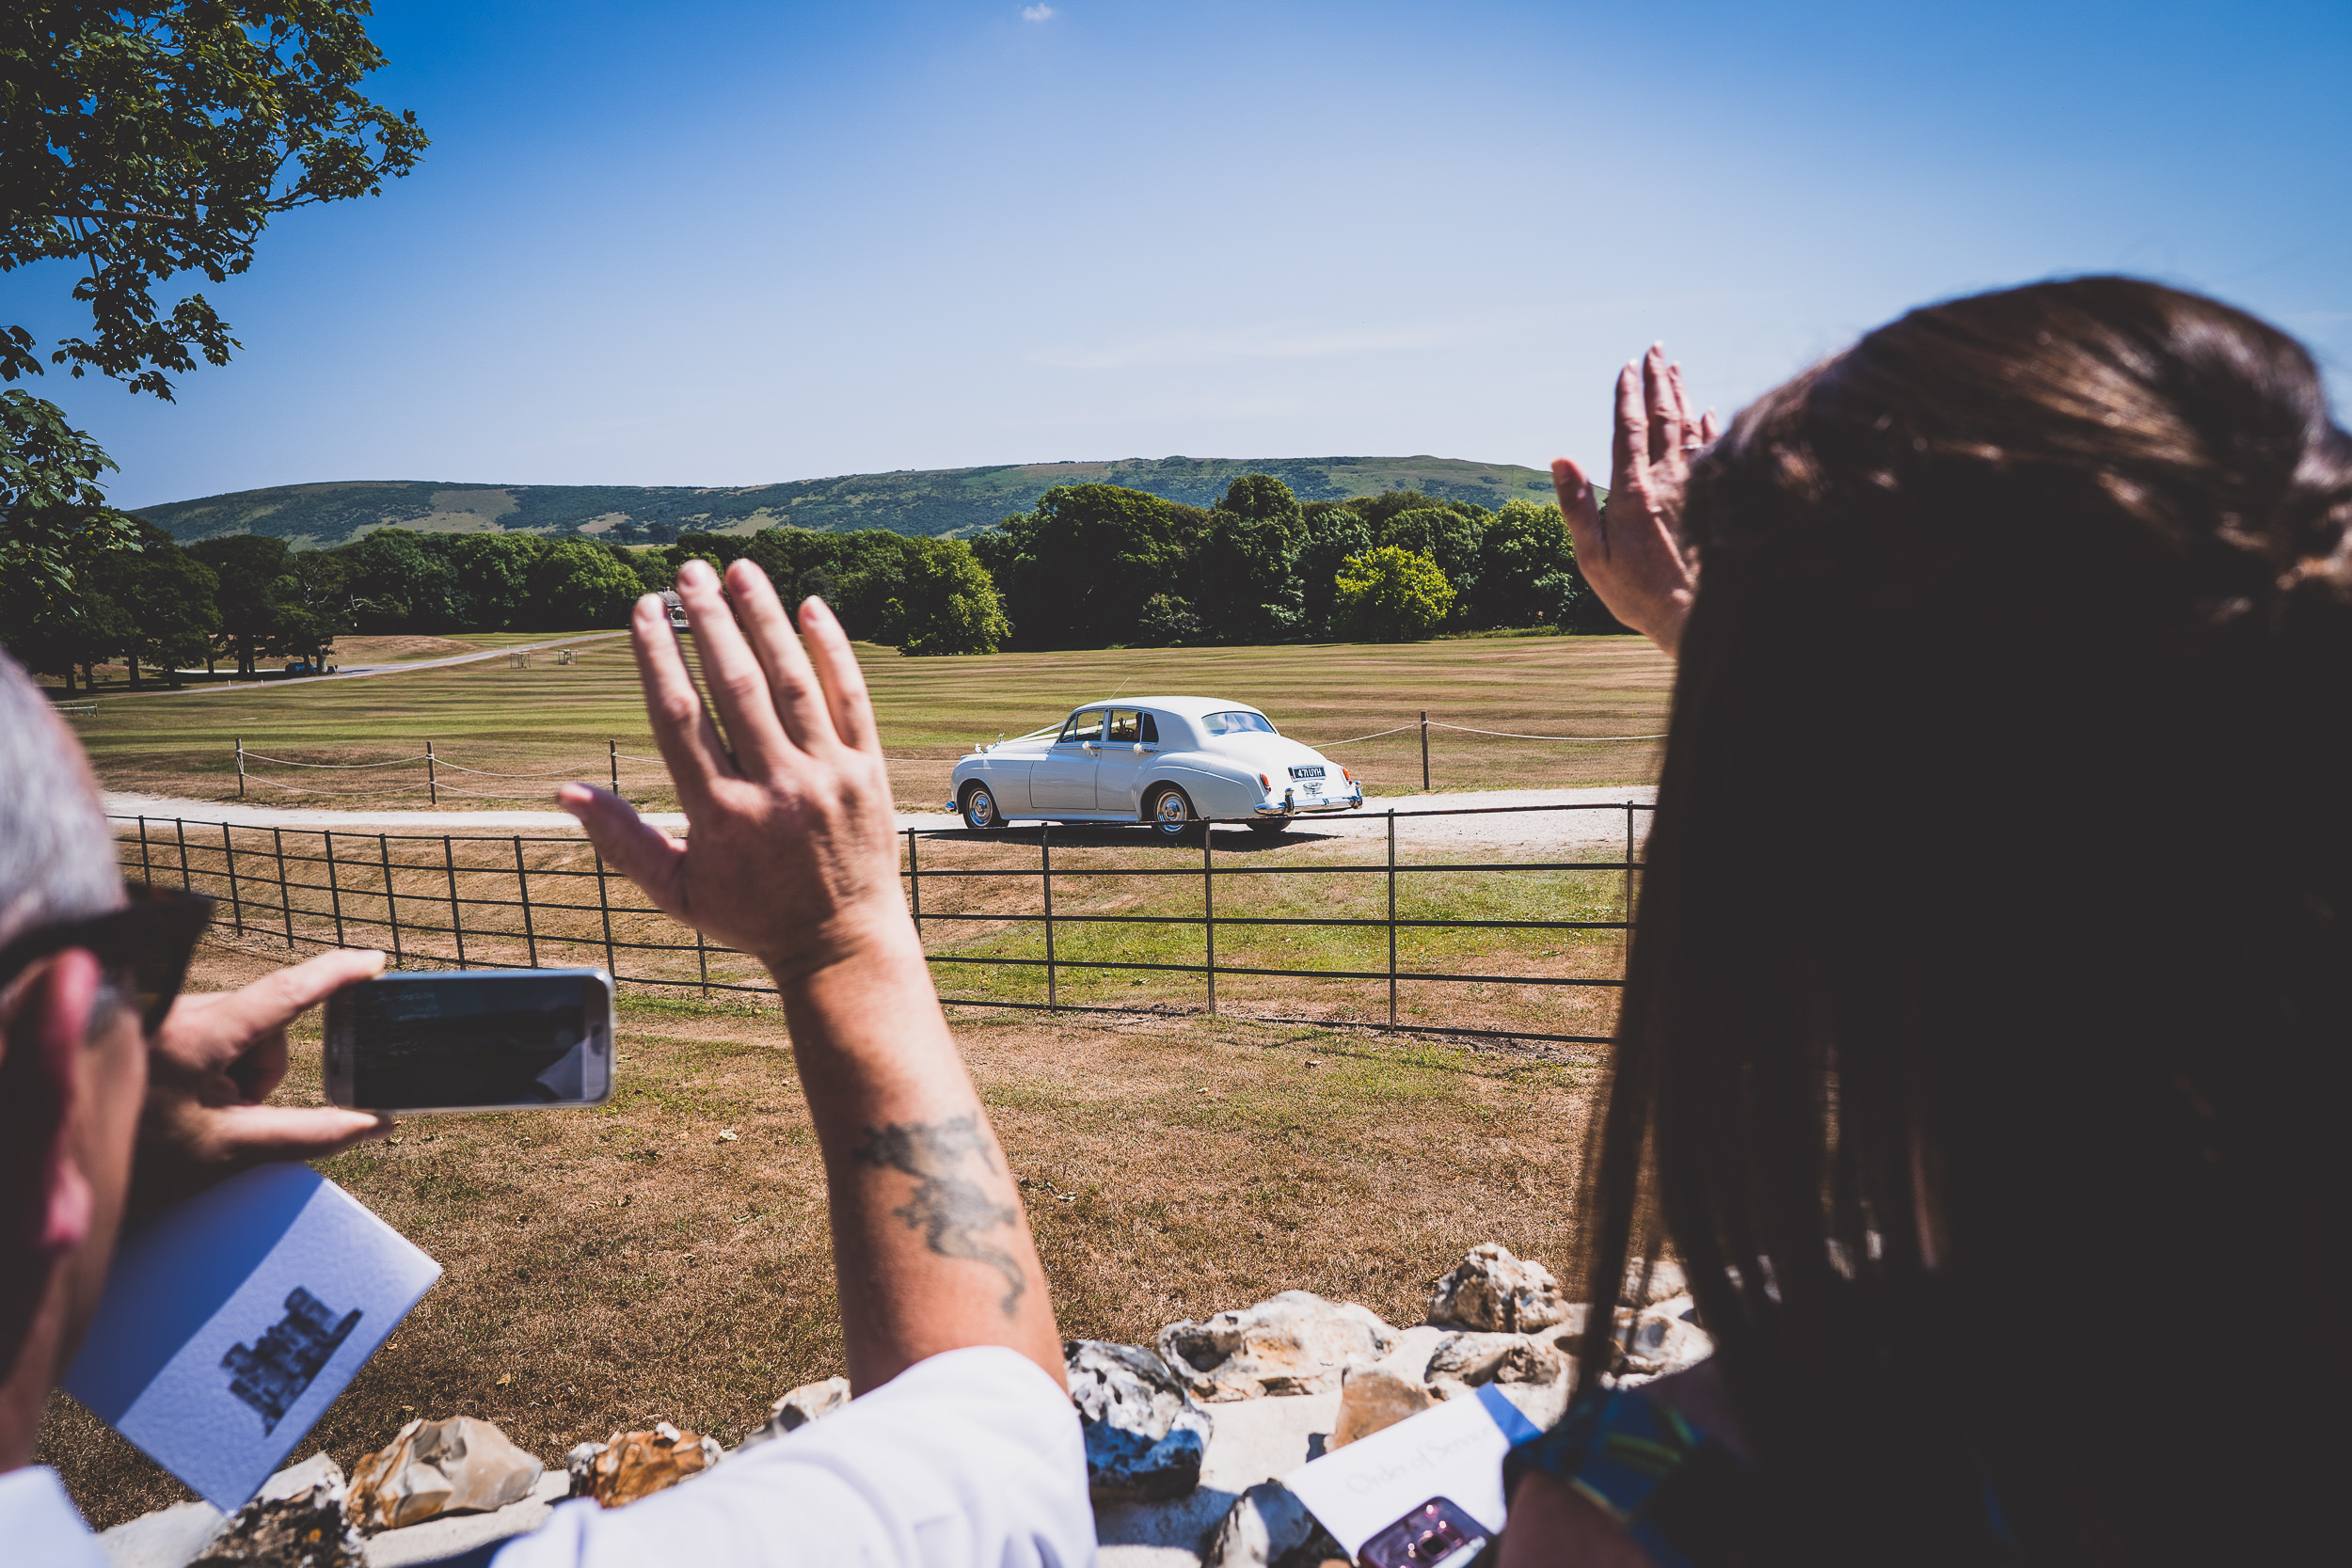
{"left": 961, "top": 784, "right": 1002, "bottom": 832}
{"left": 1145, "top": 785, "right": 1199, "bottom": 843}
{"left": 1248, "top": 817, "right": 1287, "bottom": 837}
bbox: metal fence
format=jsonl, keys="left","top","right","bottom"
{"left": 111, "top": 800, "right": 1651, "bottom": 1046}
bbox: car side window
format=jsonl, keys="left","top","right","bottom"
{"left": 1138, "top": 713, "right": 1158, "bottom": 745}
{"left": 1106, "top": 710, "right": 1140, "bottom": 743}
{"left": 1059, "top": 710, "right": 1104, "bottom": 744}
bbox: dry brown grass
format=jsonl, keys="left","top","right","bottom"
{"left": 39, "top": 931, "right": 1599, "bottom": 1530}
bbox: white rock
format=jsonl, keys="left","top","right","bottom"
{"left": 1158, "top": 1292, "right": 1395, "bottom": 1402}
{"left": 1327, "top": 1365, "right": 1433, "bottom": 1450}
{"left": 1424, "top": 1330, "right": 1569, "bottom": 1390}
{"left": 347, "top": 1417, "right": 545, "bottom": 1534}
{"left": 1203, "top": 1481, "right": 1343, "bottom": 1568}
{"left": 1066, "top": 1340, "right": 1214, "bottom": 1503}
{"left": 1426, "top": 1243, "right": 1572, "bottom": 1333}
{"left": 194, "top": 1454, "right": 360, "bottom": 1565}
{"left": 100, "top": 1500, "right": 225, "bottom": 1568}
{"left": 1094, "top": 1389, "right": 1340, "bottom": 1566}
{"left": 737, "top": 1375, "right": 853, "bottom": 1451}
{"left": 361, "top": 1471, "right": 569, "bottom": 1567}
{"left": 1619, "top": 1305, "right": 1712, "bottom": 1377}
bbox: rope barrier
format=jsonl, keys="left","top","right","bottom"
{"left": 1306, "top": 724, "right": 1420, "bottom": 747}
{"left": 1428, "top": 721, "right": 1668, "bottom": 741}
{"left": 239, "top": 752, "right": 430, "bottom": 768}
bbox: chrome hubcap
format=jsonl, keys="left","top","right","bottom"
{"left": 968, "top": 790, "right": 993, "bottom": 826}
{"left": 1154, "top": 793, "right": 1188, "bottom": 830}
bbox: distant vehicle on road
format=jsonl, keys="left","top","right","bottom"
{"left": 947, "top": 696, "right": 1363, "bottom": 840}
{"left": 281, "top": 660, "right": 318, "bottom": 676}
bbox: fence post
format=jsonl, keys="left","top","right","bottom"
{"left": 609, "top": 739, "right": 619, "bottom": 798}
{"left": 426, "top": 740, "right": 437, "bottom": 807}
{"left": 443, "top": 835, "right": 466, "bottom": 967}
{"left": 379, "top": 834, "right": 402, "bottom": 966}
{"left": 174, "top": 818, "right": 190, "bottom": 890}
{"left": 1202, "top": 819, "right": 1216, "bottom": 1016}
{"left": 513, "top": 836, "right": 537, "bottom": 968}
{"left": 236, "top": 737, "right": 246, "bottom": 800}
{"left": 1040, "top": 827, "right": 1057, "bottom": 1010}
{"left": 272, "top": 828, "right": 294, "bottom": 948}
{"left": 326, "top": 832, "right": 345, "bottom": 947}
{"left": 593, "top": 847, "right": 617, "bottom": 981}
{"left": 696, "top": 927, "right": 708, "bottom": 998}
{"left": 221, "top": 823, "right": 244, "bottom": 934}
{"left": 1387, "top": 809, "right": 1398, "bottom": 1026}
{"left": 137, "top": 816, "right": 151, "bottom": 885}
{"left": 1623, "top": 800, "right": 1636, "bottom": 959}
{"left": 1420, "top": 712, "right": 1430, "bottom": 792}
{"left": 906, "top": 829, "right": 922, "bottom": 939}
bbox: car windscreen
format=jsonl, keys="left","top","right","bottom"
{"left": 1202, "top": 710, "right": 1277, "bottom": 736}
{"left": 1058, "top": 710, "right": 1105, "bottom": 743}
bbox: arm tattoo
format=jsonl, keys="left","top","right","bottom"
{"left": 853, "top": 1115, "right": 1027, "bottom": 1316}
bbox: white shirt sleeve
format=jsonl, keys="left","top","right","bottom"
{"left": 0, "top": 1465, "right": 110, "bottom": 1568}
{"left": 491, "top": 1345, "right": 1094, "bottom": 1568}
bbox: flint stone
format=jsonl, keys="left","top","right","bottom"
{"left": 1427, "top": 1243, "right": 1571, "bottom": 1333}
{"left": 563, "top": 1442, "right": 604, "bottom": 1499}
{"left": 346, "top": 1417, "right": 544, "bottom": 1534}
{"left": 1625, "top": 1259, "right": 1688, "bottom": 1307}
{"left": 1327, "top": 1365, "right": 1434, "bottom": 1450}
{"left": 194, "top": 1454, "right": 361, "bottom": 1567}
{"left": 99, "top": 1499, "right": 226, "bottom": 1568}
{"left": 1067, "top": 1340, "right": 1214, "bottom": 1502}
{"left": 1159, "top": 1292, "right": 1394, "bottom": 1402}
{"left": 738, "top": 1376, "right": 853, "bottom": 1451}
{"left": 1620, "top": 1305, "right": 1711, "bottom": 1377}
{"left": 362, "top": 1471, "right": 569, "bottom": 1568}
{"left": 1204, "top": 1481, "right": 1346, "bottom": 1568}
{"left": 1424, "top": 1330, "right": 1568, "bottom": 1390}
{"left": 583, "top": 1422, "right": 723, "bottom": 1508}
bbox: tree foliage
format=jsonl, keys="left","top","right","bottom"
{"left": 1334, "top": 546, "right": 1455, "bottom": 641}
{"left": 880, "top": 536, "right": 1011, "bottom": 656}
{"left": 0, "top": 0, "right": 422, "bottom": 593}
{"left": 970, "top": 484, "right": 1197, "bottom": 650}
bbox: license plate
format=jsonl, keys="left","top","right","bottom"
{"left": 1289, "top": 766, "right": 1325, "bottom": 780}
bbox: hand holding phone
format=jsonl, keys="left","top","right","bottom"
{"left": 324, "top": 968, "right": 615, "bottom": 1114}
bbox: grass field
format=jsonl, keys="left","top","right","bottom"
{"left": 38, "top": 930, "right": 1602, "bottom": 1529}
{"left": 69, "top": 633, "right": 1674, "bottom": 809}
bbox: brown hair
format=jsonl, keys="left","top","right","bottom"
{"left": 1575, "top": 278, "right": 2352, "bottom": 1563}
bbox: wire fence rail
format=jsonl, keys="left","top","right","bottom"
{"left": 217, "top": 712, "right": 1664, "bottom": 804}
{"left": 112, "top": 800, "right": 1651, "bottom": 1047}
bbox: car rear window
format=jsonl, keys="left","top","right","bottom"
{"left": 1202, "top": 710, "right": 1276, "bottom": 736}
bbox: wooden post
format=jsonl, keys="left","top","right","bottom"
{"left": 514, "top": 836, "right": 537, "bottom": 968}
{"left": 221, "top": 822, "right": 243, "bottom": 934}
{"left": 236, "top": 737, "right": 246, "bottom": 799}
{"left": 326, "top": 832, "right": 345, "bottom": 947}
{"left": 174, "top": 819, "right": 190, "bottom": 890}
{"left": 1387, "top": 809, "right": 1398, "bottom": 1026}
{"left": 379, "top": 835, "right": 402, "bottom": 965}
{"left": 426, "top": 741, "right": 437, "bottom": 806}
{"left": 1202, "top": 820, "right": 1216, "bottom": 1016}
{"left": 609, "top": 739, "right": 619, "bottom": 797}
{"left": 1420, "top": 712, "right": 1430, "bottom": 792}
{"left": 696, "top": 927, "right": 709, "bottom": 998}
{"left": 443, "top": 835, "right": 466, "bottom": 967}
{"left": 136, "top": 816, "right": 151, "bottom": 885}
{"left": 906, "top": 829, "right": 921, "bottom": 939}
{"left": 1041, "top": 827, "right": 1057, "bottom": 1010}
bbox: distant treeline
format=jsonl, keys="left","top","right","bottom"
{"left": 5, "top": 474, "right": 1613, "bottom": 688}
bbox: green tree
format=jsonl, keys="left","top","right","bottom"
{"left": 188, "top": 534, "right": 306, "bottom": 673}
{"left": 973, "top": 484, "right": 1191, "bottom": 650}
{"left": 1295, "top": 502, "right": 1374, "bottom": 639}
{"left": 879, "top": 537, "right": 1010, "bottom": 656}
{"left": 1334, "top": 546, "right": 1454, "bottom": 642}
{"left": 1189, "top": 474, "right": 1304, "bottom": 644}
{"left": 332, "top": 528, "right": 460, "bottom": 630}
{"left": 0, "top": 533, "right": 131, "bottom": 689}
{"left": 0, "top": 2, "right": 424, "bottom": 595}
{"left": 524, "top": 538, "right": 642, "bottom": 630}
{"left": 92, "top": 523, "right": 220, "bottom": 685}
{"left": 1381, "top": 505, "right": 1488, "bottom": 626}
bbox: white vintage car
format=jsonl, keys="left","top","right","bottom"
{"left": 946, "top": 695, "right": 1365, "bottom": 839}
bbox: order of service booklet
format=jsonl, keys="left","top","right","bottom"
{"left": 1282, "top": 1384, "right": 1541, "bottom": 1560}
{"left": 63, "top": 1163, "right": 441, "bottom": 1513}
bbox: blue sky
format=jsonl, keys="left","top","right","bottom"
{"left": 10, "top": 0, "right": 2349, "bottom": 508}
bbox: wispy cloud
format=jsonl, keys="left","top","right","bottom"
{"left": 1021, "top": 5, "right": 1054, "bottom": 20}
{"left": 1028, "top": 323, "right": 1468, "bottom": 371}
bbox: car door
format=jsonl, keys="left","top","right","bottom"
{"left": 1031, "top": 709, "right": 1104, "bottom": 810}
{"left": 1091, "top": 709, "right": 1159, "bottom": 811}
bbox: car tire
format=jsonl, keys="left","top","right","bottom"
{"left": 1145, "top": 784, "right": 1200, "bottom": 844}
{"left": 1248, "top": 818, "right": 1288, "bottom": 837}
{"left": 961, "top": 784, "right": 1003, "bottom": 832}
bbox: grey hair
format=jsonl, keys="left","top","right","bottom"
{"left": 0, "top": 652, "right": 121, "bottom": 948}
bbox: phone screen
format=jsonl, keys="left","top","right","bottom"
{"left": 337, "top": 972, "right": 610, "bottom": 1111}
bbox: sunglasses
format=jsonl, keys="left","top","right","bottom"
{"left": 0, "top": 884, "right": 215, "bottom": 1037}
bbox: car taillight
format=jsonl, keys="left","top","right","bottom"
{"left": 1342, "top": 767, "right": 1353, "bottom": 783}
{"left": 1258, "top": 773, "right": 1272, "bottom": 791}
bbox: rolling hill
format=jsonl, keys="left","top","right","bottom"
{"left": 134, "top": 455, "right": 1561, "bottom": 548}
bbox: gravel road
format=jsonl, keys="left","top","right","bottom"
{"left": 80, "top": 630, "right": 632, "bottom": 701}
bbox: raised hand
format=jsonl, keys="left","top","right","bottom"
{"left": 556, "top": 557, "right": 914, "bottom": 986}
{"left": 134, "top": 947, "right": 392, "bottom": 1216}
{"left": 1552, "top": 342, "right": 1720, "bottom": 658}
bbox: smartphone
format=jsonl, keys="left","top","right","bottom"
{"left": 1359, "top": 1498, "right": 1490, "bottom": 1568}
{"left": 324, "top": 968, "right": 615, "bottom": 1114}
